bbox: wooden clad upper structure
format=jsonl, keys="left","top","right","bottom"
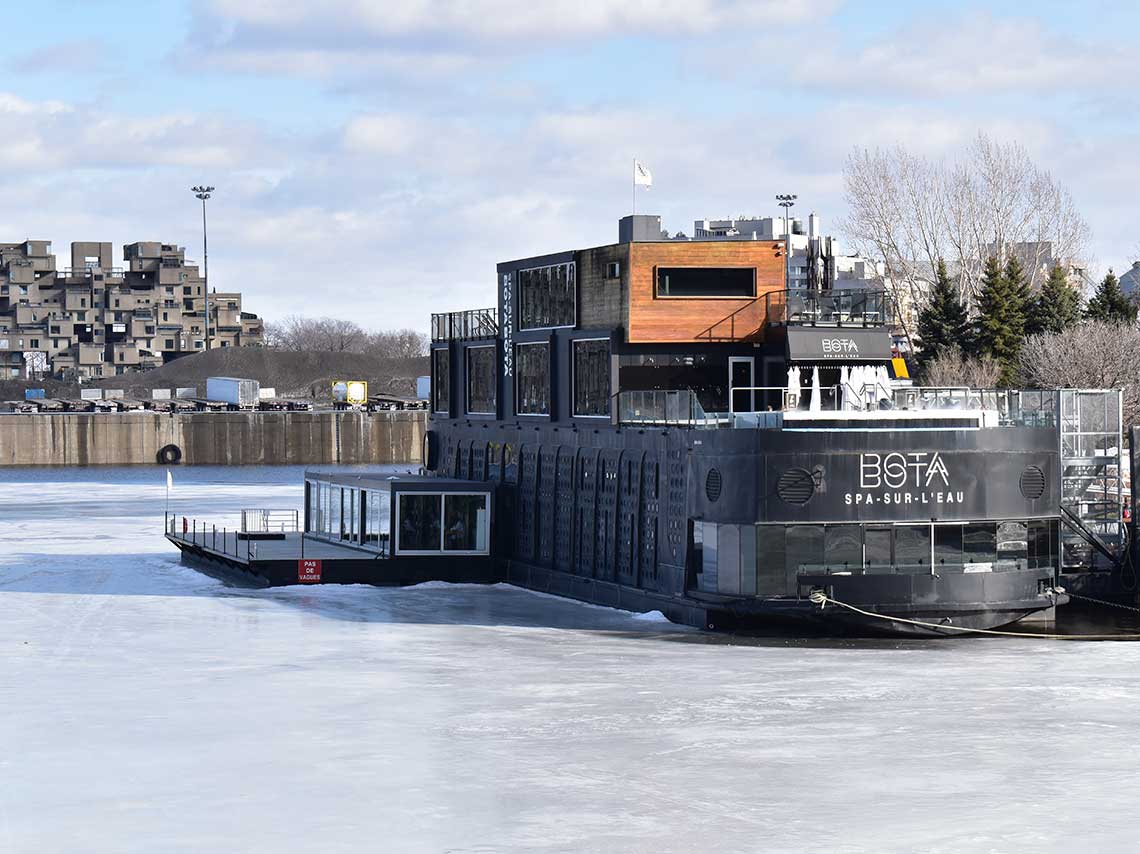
{"left": 626, "top": 240, "right": 785, "bottom": 343}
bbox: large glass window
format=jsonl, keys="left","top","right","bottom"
{"left": 864, "top": 527, "right": 892, "bottom": 572}
{"left": 573, "top": 339, "right": 610, "bottom": 417}
{"left": 756, "top": 525, "right": 788, "bottom": 595}
{"left": 432, "top": 349, "right": 450, "bottom": 414}
{"left": 398, "top": 494, "right": 441, "bottom": 552}
{"left": 515, "top": 343, "right": 550, "bottom": 415}
{"left": 365, "top": 491, "right": 384, "bottom": 545}
{"left": 786, "top": 525, "right": 824, "bottom": 574}
{"left": 1028, "top": 519, "right": 1058, "bottom": 569}
{"left": 519, "top": 263, "right": 575, "bottom": 329}
{"left": 933, "top": 525, "right": 962, "bottom": 568}
{"left": 466, "top": 345, "right": 496, "bottom": 415}
{"left": 396, "top": 492, "right": 490, "bottom": 554}
{"left": 963, "top": 523, "right": 997, "bottom": 566}
{"left": 997, "top": 521, "right": 1028, "bottom": 569}
{"left": 328, "top": 486, "right": 342, "bottom": 540}
{"left": 444, "top": 495, "right": 488, "bottom": 552}
{"left": 895, "top": 525, "right": 931, "bottom": 573}
{"left": 824, "top": 525, "right": 862, "bottom": 572}
{"left": 656, "top": 267, "right": 755, "bottom": 298}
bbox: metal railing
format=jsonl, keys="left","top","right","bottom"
{"left": 764, "top": 288, "right": 897, "bottom": 327}
{"left": 240, "top": 508, "right": 299, "bottom": 534}
{"left": 798, "top": 559, "right": 1035, "bottom": 576}
{"left": 431, "top": 308, "right": 499, "bottom": 342}
{"left": 891, "top": 387, "right": 1057, "bottom": 428}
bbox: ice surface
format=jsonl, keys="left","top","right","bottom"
{"left": 3, "top": 466, "right": 1140, "bottom": 853}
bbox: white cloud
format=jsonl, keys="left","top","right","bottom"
{"left": 798, "top": 13, "right": 1132, "bottom": 96}
{"left": 203, "top": 0, "right": 836, "bottom": 40}
{"left": 189, "top": 0, "right": 842, "bottom": 81}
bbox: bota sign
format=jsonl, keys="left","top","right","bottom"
{"left": 845, "top": 452, "right": 965, "bottom": 506}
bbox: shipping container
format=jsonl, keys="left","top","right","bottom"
{"left": 206, "top": 376, "right": 260, "bottom": 407}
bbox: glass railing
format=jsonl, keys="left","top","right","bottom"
{"left": 764, "top": 288, "right": 897, "bottom": 327}
{"left": 617, "top": 389, "right": 722, "bottom": 426}
{"left": 891, "top": 387, "right": 1057, "bottom": 428}
{"left": 431, "top": 308, "right": 499, "bottom": 342}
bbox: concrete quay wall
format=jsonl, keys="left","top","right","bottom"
{"left": 0, "top": 411, "right": 426, "bottom": 466}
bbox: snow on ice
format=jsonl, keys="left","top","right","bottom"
{"left": 2, "top": 466, "right": 1140, "bottom": 853}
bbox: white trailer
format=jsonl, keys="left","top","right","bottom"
{"left": 205, "top": 377, "right": 260, "bottom": 408}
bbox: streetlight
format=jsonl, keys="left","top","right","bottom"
{"left": 776, "top": 194, "right": 797, "bottom": 289}
{"left": 191, "top": 185, "right": 214, "bottom": 351}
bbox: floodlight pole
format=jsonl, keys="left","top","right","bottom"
{"left": 191, "top": 186, "right": 215, "bottom": 350}
{"left": 776, "top": 194, "right": 797, "bottom": 290}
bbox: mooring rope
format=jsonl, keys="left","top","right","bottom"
{"left": 1064, "top": 591, "right": 1140, "bottom": 615}
{"left": 807, "top": 589, "right": 1140, "bottom": 641}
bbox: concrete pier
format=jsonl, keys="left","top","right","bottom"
{"left": 0, "top": 410, "right": 426, "bottom": 466}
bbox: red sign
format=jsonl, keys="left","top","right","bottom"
{"left": 298, "top": 559, "right": 322, "bottom": 583}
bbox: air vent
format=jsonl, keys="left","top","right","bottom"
{"left": 777, "top": 468, "right": 815, "bottom": 505}
{"left": 705, "top": 468, "right": 722, "bottom": 502}
{"left": 1020, "top": 466, "right": 1046, "bottom": 500}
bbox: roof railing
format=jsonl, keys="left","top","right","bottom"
{"left": 431, "top": 308, "right": 499, "bottom": 342}
{"left": 765, "top": 288, "right": 898, "bottom": 328}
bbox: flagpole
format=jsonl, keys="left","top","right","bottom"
{"left": 632, "top": 157, "right": 636, "bottom": 217}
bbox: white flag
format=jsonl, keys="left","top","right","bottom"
{"left": 166, "top": 469, "right": 174, "bottom": 491}
{"left": 634, "top": 160, "right": 652, "bottom": 188}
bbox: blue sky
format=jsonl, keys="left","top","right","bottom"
{"left": 2, "top": 0, "right": 1137, "bottom": 330}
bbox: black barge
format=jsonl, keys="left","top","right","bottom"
{"left": 171, "top": 213, "right": 1132, "bottom": 635}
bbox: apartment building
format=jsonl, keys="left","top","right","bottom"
{"left": 0, "top": 239, "right": 263, "bottom": 379}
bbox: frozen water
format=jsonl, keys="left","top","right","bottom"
{"left": 3, "top": 466, "right": 1140, "bottom": 853}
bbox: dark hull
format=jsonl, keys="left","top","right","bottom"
{"left": 428, "top": 418, "right": 1064, "bottom": 637}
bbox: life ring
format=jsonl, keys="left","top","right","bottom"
{"left": 157, "top": 444, "right": 183, "bottom": 465}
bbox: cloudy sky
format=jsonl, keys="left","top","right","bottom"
{"left": 2, "top": 0, "right": 1137, "bottom": 331}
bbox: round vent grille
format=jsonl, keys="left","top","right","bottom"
{"left": 1020, "top": 466, "right": 1046, "bottom": 500}
{"left": 777, "top": 467, "right": 816, "bottom": 505}
{"left": 705, "top": 468, "right": 723, "bottom": 503}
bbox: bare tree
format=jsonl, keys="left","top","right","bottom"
{"left": 922, "top": 346, "right": 1003, "bottom": 388}
{"left": 364, "top": 328, "right": 428, "bottom": 359}
{"left": 842, "top": 133, "right": 1091, "bottom": 315}
{"left": 1021, "top": 321, "right": 1140, "bottom": 427}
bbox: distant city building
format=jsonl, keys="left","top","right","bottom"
{"left": 1119, "top": 261, "right": 1140, "bottom": 300}
{"left": 0, "top": 239, "right": 262, "bottom": 379}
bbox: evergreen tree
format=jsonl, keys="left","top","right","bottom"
{"left": 1004, "top": 254, "right": 1031, "bottom": 334}
{"left": 1085, "top": 269, "right": 1137, "bottom": 324}
{"left": 1027, "top": 265, "right": 1080, "bottom": 335}
{"left": 915, "top": 258, "right": 970, "bottom": 372}
{"left": 973, "top": 255, "right": 1023, "bottom": 386}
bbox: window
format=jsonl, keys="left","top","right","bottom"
{"left": 466, "top": 345, "right": 496, "bottom": 415}
{"left": 515, "top": 342, "right": 550, "bottom": 415}
{"left": 962, "top": 523, "right": 997, "bottom": 566}
{"left": 30, "top": 339, "right": 39, "bottom": 348}
{"left": 518, "top": 262, "right": 575, "bottom": 329}
{"left": 656, "top": 267, "right": 755, "bottom": 298}
{"left": 894, "top": 525, "right": 931, "bottom": 572}
{"left": 183, "top": 286, "right": 192, "bottom": 295}
{"left": 786, "top": 525, "right": 824, "bottom": 574}
{"left": 398, "top": 494, "right": 440, "bottom": 551}
{"left": 444, "top": 494, "right": 487, "bottom": 551}
{"left": 573, "top": 339, "right": 610, "bottom": 417}
{"left": 605, "top": 261, "right": 621, "bottom": 279}
{"left": 432, "top": 349, "right": 450, "bottom": 414}
{"left": 824, "top": 525, "right": 861, "bottom": 572}
{"left": 164, "top": 339, "right": 174, "bottom": 349}
{"left": 933, "top": 525, "right": 962, "bottom": 567}
{"left": 396, "top": 492, "right": 489, "bottom": 554}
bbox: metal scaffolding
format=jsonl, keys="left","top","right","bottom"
{"left": 1058, "top": 389, "right": 1124, "bottom": 572}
